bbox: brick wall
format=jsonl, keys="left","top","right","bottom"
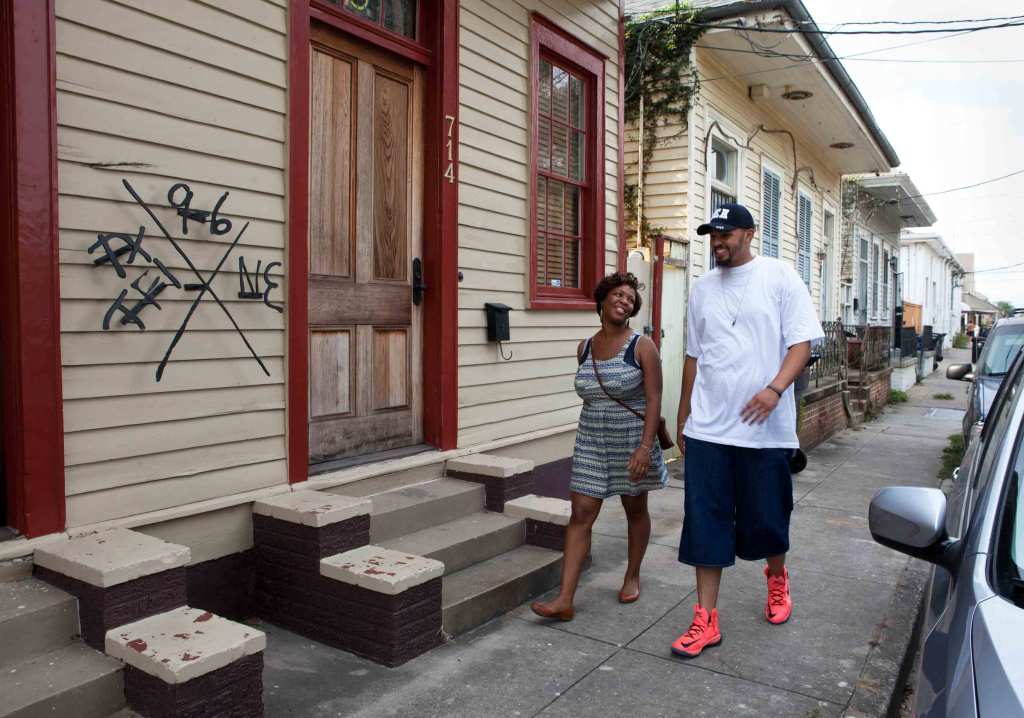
{"left": 867, "top": 370, "right": 892, "bottom": 407}
{"left": 797, "top": 383, "right": 848, "bottom": 451}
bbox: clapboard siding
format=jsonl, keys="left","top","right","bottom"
{"left": 456, "top": 0, "right": 621, "bottom": 448}
{"left": 624, "top": 47, "right": 844, "bottom": 310}
{"left": 66, "top": 460, "right": 286, "bottom": 526}
{"left": 55, "top": 0, "right": 288, "bottom": 527}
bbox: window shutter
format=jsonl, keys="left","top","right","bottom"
{"left": 761, "top": 169, "right": 780, "bottom": 258}
{"left": 797, "top": 194, "right": 812, "bottom": 286}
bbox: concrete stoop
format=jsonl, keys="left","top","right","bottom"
{"left": 19, "top": 529, "right": 267, "bottom": 718}
{"left": 254, "top": 455, "right": 572, "bottom": 666}
{"left": 0, "top": 578, "right": 125, "bottom": 718}
{"left": 371, "top": 477, "right": 569, "bottom": 642}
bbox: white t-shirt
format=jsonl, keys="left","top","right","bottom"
{"left": 684, "top": 256, "right": 824, "bottom": 449}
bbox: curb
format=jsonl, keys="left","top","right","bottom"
{"left": 844, "top": 558, "right": 932, "bottom": 717}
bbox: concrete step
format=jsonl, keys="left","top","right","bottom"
{"left": 441, "top": 544, "right": 562, "bottom": 638}
{"left": 380, "top": 511, "right": 525, "bottom": 575}
{"left": 364, "top": 479, "right": 485, "bottom": 543}
{"left": 0, "top": 642, "right": 125, "bottom": 718}
{"left": 106, "top": 711, "right": 142, "bottom": 718}
{"left": 0, "top": 578, "right": 78, "bottom": 669}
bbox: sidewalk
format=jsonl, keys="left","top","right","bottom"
{"left": 261, "top": 355, "right": 968, "bottom": 718}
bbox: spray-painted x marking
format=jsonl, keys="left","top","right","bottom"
{"left": 121, "top": 179, "right": 270, "bottom": 382}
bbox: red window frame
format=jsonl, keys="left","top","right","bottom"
{"left": 528, "top": 14, "right": 605, "bottom": 310}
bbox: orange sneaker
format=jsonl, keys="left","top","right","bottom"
{"left": 670, "top": 605, "right": 721, "bottom": 658}
{"left": 764, "top": 566, "right": 792, "bottom": 625}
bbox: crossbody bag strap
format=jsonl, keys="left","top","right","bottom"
{"left": 591, "top": 347, "right": 647, "bottom": 423}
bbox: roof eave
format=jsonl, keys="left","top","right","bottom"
{"left": 697, "top": 0, "right": 901, "bottom": 168}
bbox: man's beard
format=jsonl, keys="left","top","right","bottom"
{"left": 714, "top": 248, "right": 733, "bottom": 266}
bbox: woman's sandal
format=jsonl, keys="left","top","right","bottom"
{"left": 618, "top": 581, "right": 640, "bottom": 604}
{"left": 530, "top": 601, "right": 575, "bottom": 621}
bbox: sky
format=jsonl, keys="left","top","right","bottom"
{"left": 800, "top": 0, "right": 1024, "bottom": 306}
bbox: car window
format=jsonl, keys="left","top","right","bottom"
{"left": 968, "top": 353, "right": 1024, "bottom": 527}
{"left": 980, "top": 324, "right": 1024, "bottom": 376}
{"left": 994, "top": 420, "right": 1024, "bottom": 606}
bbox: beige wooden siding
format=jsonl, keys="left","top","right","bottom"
{"left": 456, "top": 0, "right": 621, "bottom": 448}
{"left": 55, "top": 0, "right": 288, "bottom": 526}
{"left": 624, "top": 121, "right": 690, "bottom": 247}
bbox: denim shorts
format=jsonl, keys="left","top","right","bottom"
{"left": 678, "top": 436, "right": 794, "bottom": 567}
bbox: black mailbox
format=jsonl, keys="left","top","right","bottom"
{"left": 485, "top": 303, "right": 511, "bottom": 342}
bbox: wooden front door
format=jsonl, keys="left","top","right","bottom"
{"left": 308, "top": 25, "right": 424, "bottom": 466}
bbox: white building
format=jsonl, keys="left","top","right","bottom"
{"left": 900, "top": 231, "right": 964, "bottom": 347}
{"left": 843, "top": 173, "right": 935, "bottom": 328}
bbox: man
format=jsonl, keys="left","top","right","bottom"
{"left": 671, "top": 203, "right": 823, "bottom": 658}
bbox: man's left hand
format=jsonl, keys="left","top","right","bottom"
{"left": 741, "top": 388, "right": 780, "bottom": 424}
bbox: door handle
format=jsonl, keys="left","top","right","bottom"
{"left": 412, "top": 257, "right": 426, "bottom": 306}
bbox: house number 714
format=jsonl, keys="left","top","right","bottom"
{"left": 444, "top": 114, "right": 456, "bottom": 183}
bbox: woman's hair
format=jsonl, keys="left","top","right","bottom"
{"left": 593, "top": 272, "right": 642, "bottom": 317}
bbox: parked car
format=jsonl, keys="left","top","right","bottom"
{"left": 947, "top": 316, "right": 1024, "bottom": 443}
{"left": 869, "top": 348, "right": 1024, "bottom": 717}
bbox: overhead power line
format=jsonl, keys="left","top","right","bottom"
{"left": 965, "top": 260, "right": 1024, "bottom": 275}
{"left": 817, "top": 14, "right": 1024, "bottom": 27}
{"left": 680, "top": 18, "right": 1024, "bottom": 35}
{"left": 693, "top": 42, "right": 1024, "bottom": 64}
{"left": 907, "top": 169, "right": 1024, "bottom": 201}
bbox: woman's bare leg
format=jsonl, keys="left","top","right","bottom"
{"left": 619, "top": 493, "right": 651, "bottom": 599}
{"left": 532, "top": 492, "right": 603, "bottom": 615}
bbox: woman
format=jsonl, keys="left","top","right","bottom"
{"left": 532, "top": 272, "right": 669, "bottom": 620}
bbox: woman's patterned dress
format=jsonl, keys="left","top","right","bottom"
{"left": 569, "top": 333, "right": 669, "bottom": 499}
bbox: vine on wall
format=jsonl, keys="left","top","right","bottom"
{"left": 623, "top": 2, "right": 705, "bottom": 247}
{"left": 839, "top": 178, "right": 891, "bottom": 283}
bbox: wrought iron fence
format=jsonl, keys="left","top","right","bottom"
{"left": 851, "top": 325, "right": 892, "bottom": 377}
{"left": 809, "top": 320, "right": 847, "bottom": 386}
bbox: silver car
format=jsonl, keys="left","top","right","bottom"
{"left": 947, "top": 317, "right": 1024, "bottom": 444}
{"left": 870, "top": 348, "right": 1024, "bottom": 717}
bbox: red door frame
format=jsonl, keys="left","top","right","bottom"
{"left": 0, "top": 0, "right": 65, "bottom": 537}
{"left": 286, "top": 1, "right": 460, "bottom": 483}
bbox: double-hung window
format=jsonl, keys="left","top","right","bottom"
{"left": 710, "top": 139, "right": 737, "bottom": 210}
{"left": 822, "top": 209, "right": 836, "bottom": 320}
{"left": 529, "top": 15, "right": 604, "bottom": 308}
{"left": 857, "top": 228, "right": 869, "bottom": 324}
{"left": 797, "top": 193, "right": 812, "bottom": 286}
{"left": 871, "top": 241, "right": 880, "bottom": 319}
{"left": 761, "top": 167, "right": 781, "bottom": 258}
{"left": 706, "top": 137, "right": 739, "bottom": 269}
{"left": 883, "top": 249, "right": 891, "bottom": 313}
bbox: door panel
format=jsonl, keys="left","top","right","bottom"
{"left": 373, "top": 73, "right": 409, "bottom": 282}
{"left": 309, "top": 25, "right": 423, "bottom": 465}
{"left": 310, "top": 328, "right": 353, "bottom": 418}
{"left": 309, "top": 51, "right": 354, "bottom": 278}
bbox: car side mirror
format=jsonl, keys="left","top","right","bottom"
{"left": 946, "top": 363, "right": 973, "bottom": 381}
{"left": 869, "top": 487, "right": 960, "bottom": 571}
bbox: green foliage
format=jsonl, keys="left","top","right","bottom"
{"left": 889, "top": 389, "right": 908, "bottom": 403}
{"left": 933, "top": 393, "right": 954, "bottom": 401}
{"left": 997, "top": 300, "right": 1015, "bottom": 317}
{"left": 952, "top": 332, "right": 969, "bottom": 349}
{"left": 623, "top": 2, "right": 704, "bottom": 246}
{"left": 939, "top": 433, "right": 965, "bottom": 479}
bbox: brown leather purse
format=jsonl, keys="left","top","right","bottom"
{"left": 590, "top": 346, "right": 675, "bottom": 451}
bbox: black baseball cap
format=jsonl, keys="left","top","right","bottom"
{"left": 697, "top": 203, "right": 756, "bottom": 235}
